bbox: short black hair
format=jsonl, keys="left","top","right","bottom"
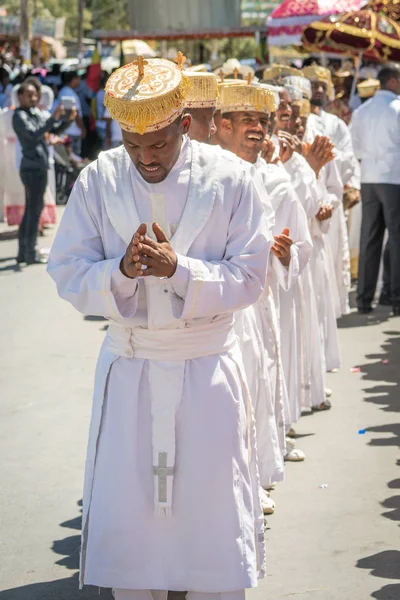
{"left": 378, "top": 65, "right": 400, "bottom": 87}
{"left": 17, "top": 81, "right": 37, "bottom": 96}
{"left": 62, "top": 70, "right": 79, "bottom": 86}
{"left": 24, "top": 75, "right": 41, "bottom": 92}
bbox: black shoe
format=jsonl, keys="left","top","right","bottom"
{"left": 16, "top": 255, "right": 26, "bottom": 264}
{"left": 379, "top": 292, "right": 392, "bottom": 306}
{"left": 358, "top": 306, "right": 374, "bottom": 314}
{"left": 393, "top": 307, "right": 400, "bottom": 317}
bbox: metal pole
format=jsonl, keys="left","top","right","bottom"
{"left": 350, "top": 52, "right": 362, "bottom": 101}
{"left": 78, "top": 0, "right": 84, "bottom": 57}
{"left": 20, "top": 0, "right": 31, "bottom": 64}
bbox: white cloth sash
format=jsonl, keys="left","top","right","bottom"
{"left": 105, "top": 317, "right": 237, "bottom": 516}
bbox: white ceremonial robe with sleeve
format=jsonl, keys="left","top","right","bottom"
{"left": 47, "top": 139, "right": 270, "bottom": 593}
{"left": 255, "top": 157, "right": 313, "bottom": 429}
{"left": 308, "top": 166, "right": 341, "bottom": 373}
{"left": 306, "top": 115, "right": 352, "bottom": 316}
{"left": 282, "top": 153, "right": 326, "bottom": 410}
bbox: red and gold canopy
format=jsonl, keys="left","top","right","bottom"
{"left": 302, "top": 9, "right": 400, "bottom": 62}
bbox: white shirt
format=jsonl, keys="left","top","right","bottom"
{"left": 350, "top": 90, "right": 400, "bottom": 184}
{"left": 103, "top": 108, "right": 122, "bottom": 142}
{"left": 58, "top": 86, "right": 82, "bottom": 137}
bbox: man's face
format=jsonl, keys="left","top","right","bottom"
{"left": 311, "top": 80, "right": 328, "bottom": 107}
{"left": 19, "top": 84, "right": 39, "bottom": 109}
{"left": 223, "top": 111, "right": 269, "bottom": 162}
{"left": 187, "top": 107, "right": 216, "bottom": 143}
{"left": 122, "top": 115, "right": 191, "bottom": 183}
{"left": 274, "top": 90, "right": 292, "bottom": 132}
{"left": 389, "top": 74, "right": 400, "bottom": 96}
{"left": 71, "top": 76, "right": 81, "bottom": 90}
{"left": 289, "top": 103, "right": 302, "bottom": 136}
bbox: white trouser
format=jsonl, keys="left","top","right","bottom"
{"left": 114, "top": 590, "right": 245, "bottom": 600}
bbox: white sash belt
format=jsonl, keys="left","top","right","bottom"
{"left": 106, "top": 317, "right": 237, "bottom": 517}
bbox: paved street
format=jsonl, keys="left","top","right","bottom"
{"left": 1, "top": 215, "right": 400, "bottom": 600}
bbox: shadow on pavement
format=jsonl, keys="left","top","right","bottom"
{"left": 354, "top": 328, "right": 400, "bottom": 597}
{"left": 371, "top": 584, "right": 400, "bottom": 599}
{"left": 1, "top": 501, "right": 112, "bottom": 600}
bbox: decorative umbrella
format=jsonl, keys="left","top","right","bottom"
{"left": 267, "top": 0, "right": 363, "bottom": 47}
{"left": 369, "top": 0, "right": 400, "bottom": 22}
{"left": 302, "top": 9, "right": 400, "bottom": 62}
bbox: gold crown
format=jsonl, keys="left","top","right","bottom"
{"left": 218, "top": 82, "right": 276, "bottom": 114}
{"left": 357, "top": 78, "right": 380, "bottom": 99}
{"left": 263, "top": 64, "right": 302, "bottom": 83}
{"left": 302, "top": 65, "right": 332, "bottom": 83}
{"left": 302, "top": 65, "right": 334, "bottom": 100}
{"left": 104, "top": 57, "right": 190, "bottom": 134}
{"left": 184, "top": 71, "right": 218, "bottom": 108}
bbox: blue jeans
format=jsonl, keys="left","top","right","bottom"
{"left": 70, "top": 135, "right": 82, "bottom": 157}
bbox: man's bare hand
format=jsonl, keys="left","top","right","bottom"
{"left": 120, "top": 223, "right": 148, "bottom": 278}
{"left": 135, "top": 222, "right": 177, "bottom": 278}
{"left": 305, "top": 135, "right": 335, "bottom": 176}
{"left": 278, "top": 132, "right": 296, "bottom": 163}
{"left": 271, "top": 227, "right": 293, "bottom": 267}
{"left": 261, "top": 137, "right": 276, "bottom": 164}
{"left": 316, "top": 205, "right": 333, "bottom": 221}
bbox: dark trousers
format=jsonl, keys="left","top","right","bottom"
{"left": 382, "top": 238, "right": 391, "bottom": 297}
{"left": 18, "top": 169, "right": 48, "bottom": 262}
{"left": 357, "top": 183, "right": 400, "bottom": 308}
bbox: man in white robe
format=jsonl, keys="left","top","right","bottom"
{"left": 303, "top": 66, "right": 358, "bottom": 317}
{"left": 184, "top": 70, "right": 217, "bottom": 143}
{"left": 47, "top": 58, "right": 270, "bottom": 600}
{"left": 216, "top": 81, "right": 312, "bottom": 466}
{"left": 211, "top": 81, "right": 284, "bottom": 514}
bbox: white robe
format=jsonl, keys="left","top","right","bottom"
{"left": 48, "top": 139, "right": 270, "bottom": 592}
{"left": 256, "top": 157, "right": 313, "bottom": 429}
{"left": 282, "top": 153, "right": 326, "bottom": 410}
{"left": 308, "top": 165, "right": 341, "bottom": 373}
{"left": 306, "top": 115, "right": 352, "bottom": 316}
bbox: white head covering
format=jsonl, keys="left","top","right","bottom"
{"left": 11, "top": 84, "right": 20, "bottom": 108}
{"left": 39, "top": 85, "right": 54, "bottom": 111}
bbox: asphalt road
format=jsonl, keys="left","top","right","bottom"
{"left": 1, "top": 218, "right": 399, "bottom": 600}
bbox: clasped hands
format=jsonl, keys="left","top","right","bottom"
{"left": 120, "top": 223, "right": 177, "bottom": 279}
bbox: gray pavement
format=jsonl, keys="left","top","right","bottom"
{"left": 1, "top": 216, "right": 399, "bottom": 600}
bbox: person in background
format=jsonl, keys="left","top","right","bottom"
{"left": 12, "top": 82, "right": 75, "bottom": 265}
{"left": 351, "top": 65, "right": 400, "bottom": 315}
{"left": 95, "top": 71, "right": 108, "bottom": 150}
{"left": 0, "top": 67, "right": 12, "bottom": 108}
{"left": 77, "top": 70, "right": 95, "bottom": 158}
{"left": 58, "top": 70, "right": 85, "bottom": 157}
{"left": 104, "top": 107, "right": 123, "bottom": 149}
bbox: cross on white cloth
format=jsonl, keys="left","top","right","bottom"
{"left": 153, "top": 452, "right": 174, "bottom": 503}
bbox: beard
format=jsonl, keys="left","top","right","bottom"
{"left": 311, "top": 98, "right": 324, "bottom": 107}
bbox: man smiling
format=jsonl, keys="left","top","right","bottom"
{"left": 48, "top": 57, "right": 270, "bottom": 600}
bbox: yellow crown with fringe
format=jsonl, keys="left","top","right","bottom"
{"left": 184, "top": 71, "right": 218, "bottom": 108}
{"left": 263, "top": 64, "right": 302, "bottom": 83}
{"left": 302, "top": 65, "right": 334, "bottom": 99}
{"left": 104, "top": 57, "right": 191, "bottom": 134}
{"left": 357, "top": 78, "right": 380, "bottom": 99}
{"left": 218, "top": 82, "right": 276, "bottom": 114}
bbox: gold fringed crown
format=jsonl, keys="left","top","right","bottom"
{"left": 263, "top": 64, "right": 302, "bottom": 83}
{"left": 218, "top": 82, "right": 276, "bottom": 114}
{"left": 357, "top": 78, "right": 380, "bottom": 99}
{"left": 104, "top": 57, "right": 191, "bottom": 134}
{"left": 302, "top": 65, "right": 334, "bottom": 100}
{"left": 184, "top": 71, "right": 219, "bottom": 108}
